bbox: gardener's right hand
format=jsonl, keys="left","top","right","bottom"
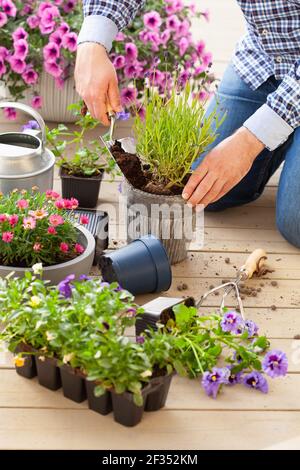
{"left": 75, "top": 43, "right": 123, "bottom": 126}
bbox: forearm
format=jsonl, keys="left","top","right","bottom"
{"left": 78, "top": 0, "right": 146, "bottom": 51}
{"left": 243, "top": 63, "right": 300, "bottom": 151}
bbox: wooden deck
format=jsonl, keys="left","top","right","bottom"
{"left": 1, "top": 0, "right": 300, "bottom": 451}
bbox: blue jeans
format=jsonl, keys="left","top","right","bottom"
{"left": 201, "top": 63, "right": 300, "bottom": 248}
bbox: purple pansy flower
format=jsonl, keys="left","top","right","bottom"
{"left": 116, "top": 111, "right": 130, "bottom": 121}
{"left": 227, "top": 367, "right": 243, "bottom": 386}
{"left": 243, "top": 371, "right": 268, "bottom": 393}
{"left": 202, "top": 367, "right": 230, "bottom": 398}
{"left": 79, "top": 274, "right": 90, "bottom": 281}
{"left": 136, "top": 336, "right": 145, "bottom": 344}
{"left": 262, "top": 350, "right": 288, "bottom": 378}
{"left": 243, "top": 319, "right": 259, "bottom": 337}
{"left": 58, "top": 274, "right": 75, "bottom": 298}
{"left": 220, "top": 311, "right": 243, "bottom": 334}
{"left": 22, "top": 120, "right": 40, "bottom": 131}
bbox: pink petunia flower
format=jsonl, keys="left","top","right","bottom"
{"left": 0, "top": 214, "right": 8, "bottom": 223}
{"left": 2, "top": 0, "right": 17, "bottom": 17}
{"left": 12, "top": 27, "right": 28, "bottom": 42}
{"left": 46, "top": 190, "right": 60, "bottom": 200}
{"left": 60, "top": 242, "right": 69, "bottom": 253}
{"left": 121, "top": 87, "right": 137, "bottom": 106}
{"left": 49, "top": 214, "right": 64, "bottom": 226}
{"left": 2, "top": 231, "right": 14, "bottom": 243}
{"left": 8, "top": 215, "right": 18, "bottom": 227}
{"left": 14, "top": 40, "right": 29, "bottom": 60}
{"left": 74, "top": 243, "right": 84, "bottom": 254}
{"left": 115, "top": 32, "right": 126, "bottom": 41}
{"left": 55, "top": 76, "right": 65, "bottom": 89}
{"left": 0, "top": 47, "right": 9, "bottom": 60}
{"left": 80, "top": 215, "right": 89, "bottom": 225}
{"left": 0, "top": 59, "right": 6, "bottom": 78}
{"left": 125, "top": 43, "right": 138, "bottom": 61}
{"left": 43, "top": 42, "right": 60, "bottom": 61}
{"left": 160, "top": 29, "right": 171, "bottom": 45}
{"left": 166, "top": 14, "right": 180, "bottom": 31}
{"left": 62, "top": 32, "right": 77, "bottom": 52}
{"left": 31, "top": 95, "right": 42, "bottom": 109}
{"left": 143, "top": 11, "right": 162, "bottom": 30}
{"left": 9, "top": 56, "right": 26, "bottom": 74}
{"left": 165, "top": 0, "right": 184, "bottom": 15}
{"left": 113, "top": 55, "right": 126, "bottom": 69}
{"left": 23, "top": 217, "right": 36, "bottom": 230}
{"left": 124, "top": 62, "right": 143, "bottom": 79}
{"left": 196, "top": 40, "right": 206, "bottom": 56}
{"left": 22, "top": 68, "right": 39, "bottom": 85}
{"left": 3, "top": 107, "right": 17, "bottom": 121}
{"left": 179, "top": 37, "right": 190, "bottom": 57}
{"left": 47, "top": 226, "right": 57, "bottom": 235}
{"left": 33, "top": 242, "right": 42, "bottom": 252}
{"left": 57, "top": 22, "right": 70, "bottom": 35}
{"left": 50, "top": 30, "right": 63, "bottom": 48}
{"left": 63, "top": 0, "right": 76, "bottom": 13}
{"left": 27, "top": 15, "right": 40, "bottom": 29}
{"left": 0, "top": 12, "right": 8, "bottom": 27}
{"left": 17, "top": 199, "right": 29, "bottom": 210}
{"left": 44, "top": 60, "right": 63, "bottom": 78}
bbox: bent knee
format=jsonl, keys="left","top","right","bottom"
{"left": 276, "top": 208, "right": 300, "bottom": 248}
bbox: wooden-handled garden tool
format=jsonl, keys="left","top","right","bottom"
{"left": 136, "top": 249, "right": 268, "bottom": 335}
{"left": 196, "top": 249, "right": 268, "bottom": 319}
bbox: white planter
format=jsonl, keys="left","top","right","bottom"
{"left": 0, "top": 225, "right": 95, "bottom": 285}
{"left": 25, "top": 73, "right": 80, "bottom": 123}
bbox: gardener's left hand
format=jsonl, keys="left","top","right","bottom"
{"left": 182, "top": 127, "right": 265, "bottom": 208}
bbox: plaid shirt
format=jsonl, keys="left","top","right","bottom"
{"left": 78, "top": 0, "right": 300, "bottom": 151}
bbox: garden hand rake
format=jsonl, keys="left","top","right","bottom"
{"left": 196, "top": 249, "right": 268, "bottom": 320}
{"left": 137, "top": 249, "right": 268, "bottom": 335}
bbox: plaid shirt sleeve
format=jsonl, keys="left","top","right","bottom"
{"left": 243, "top": 62, "right": 300, "bottom": 152}
{"left": 78, "top": 0, "right": 146, "bottom": 51}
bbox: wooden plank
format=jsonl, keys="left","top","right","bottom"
{"left": 0, "top": 408, "right": 299, "bottom": 450}
{"left": 172, "top": 252, "right": 300, "bottom": 280}
{"left": 0, "top": 369, "right": 298, "bottom": 411}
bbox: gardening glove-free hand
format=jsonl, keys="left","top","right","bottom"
{"left": 75, "top": 43, "right": 123, "bottom": 126}
{"left": 182, "top": 127, "right": 265, "bottom": 208}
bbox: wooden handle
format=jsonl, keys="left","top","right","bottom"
{"left": 242, "top": 249, "right": 268, "bottom": 278}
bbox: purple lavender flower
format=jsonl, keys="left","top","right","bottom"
{"left": 220, "top": 311, "right": 243, "bottom": 334}
{"left": 262, "top": 350, "right": 288, "bottom": 378}
{"left": 243, "top": 371, "right": 268, "bottom": 393}
{"left": 22, "top": 120, "right": 40, "bottom": 131}
{"left": 202, "top": 367, "right": 230, "bottom": 399}
{"left": 136, "top": 336, "right": 145, "bottom": 344}
{"left": 79, "top": 274, "right": 90, "bottom": 281}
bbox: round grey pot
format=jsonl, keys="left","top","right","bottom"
{"left": 123, "top": 180, "right": 194, "bottom": 265}
{"left": 0, "top": 225, "right": 95, "bottom": 285}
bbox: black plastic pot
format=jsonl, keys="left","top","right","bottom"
{"left": 60, "top": 168, "right": 104, "bottom": 208}
{"left": 36, "top": 356, "right": 61, "bottom": 391}
{"left": 145, "top": 374, "right": 173, "bottom": 412}
{"left": 85, "top": 380, "right": 112, "bottom": 415}
{"left": 60, "top": 365, "right": 87, "bottom": 403}
{"left": 111, "top": 391, "right": 146, "bottom": 427}
{"left": 14, "top": 344, "right": 37, "bottom": 379}
{"left": 99, "top": 235, "right": 172, "bottom": 295}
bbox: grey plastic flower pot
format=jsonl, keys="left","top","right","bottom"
{"left": 123, "top": 180, "right": 193, "bottom": 264}
{"left": 0, "top": 225, "right": 95, "bottom": 285}
{"left": 99, "top": 235, "right": 172, "bottom": 295}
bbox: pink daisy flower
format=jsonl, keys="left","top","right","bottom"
{"left": 47, "top": 226, "right": 57, "bottom": 235}
{"left": 33, "top": 242, "right": 42, "bottom": 252}
{"left": 17, "top": 199, "right": 29, "bottom": 210}
{"left": 60, "top": 242, "right": 69, "bottom": 252}
{"left": 80, "top": 215, "right": 89, "bottom": 225}
{"left": 74, "top": 243, "right": 84, "bottom": 254}
{"left": 0, "top": 214, "right": 8, "bottom": 223}
{"left": 2, "top": 231, "right": 14, "bottom": 243}
{"left": 29, "top": 209, "right": 48, "bottom": 220}
{"left": 8, "top": 215, "right": 18, "bottom": 227}
{"left": 23, "top": 217, "right": 36, "bottom": 230}
{"left": 49, "top": 214, "right": 64, "bottom": 226}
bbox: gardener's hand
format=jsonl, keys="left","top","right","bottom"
{"left": 75, "top": 43, "right": 123, "bottom": 126}
{"left": 182, "top": 127, "right": 265, "bottom": 208}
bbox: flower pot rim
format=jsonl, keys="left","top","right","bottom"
{"left": 0, "top": 225, "right": 95, "bottom": 273}
{"left": 59, "top": 167, "right": 104, "bottom": 181}
{"left": 123, "top": 178, "right": 185, "bottom": 203}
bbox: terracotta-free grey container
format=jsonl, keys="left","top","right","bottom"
{"left": 123, "top": 180, "right": 193, "bottom": 265}
{"left": 0, "top": 225, "right": 95, "bottom": 285}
